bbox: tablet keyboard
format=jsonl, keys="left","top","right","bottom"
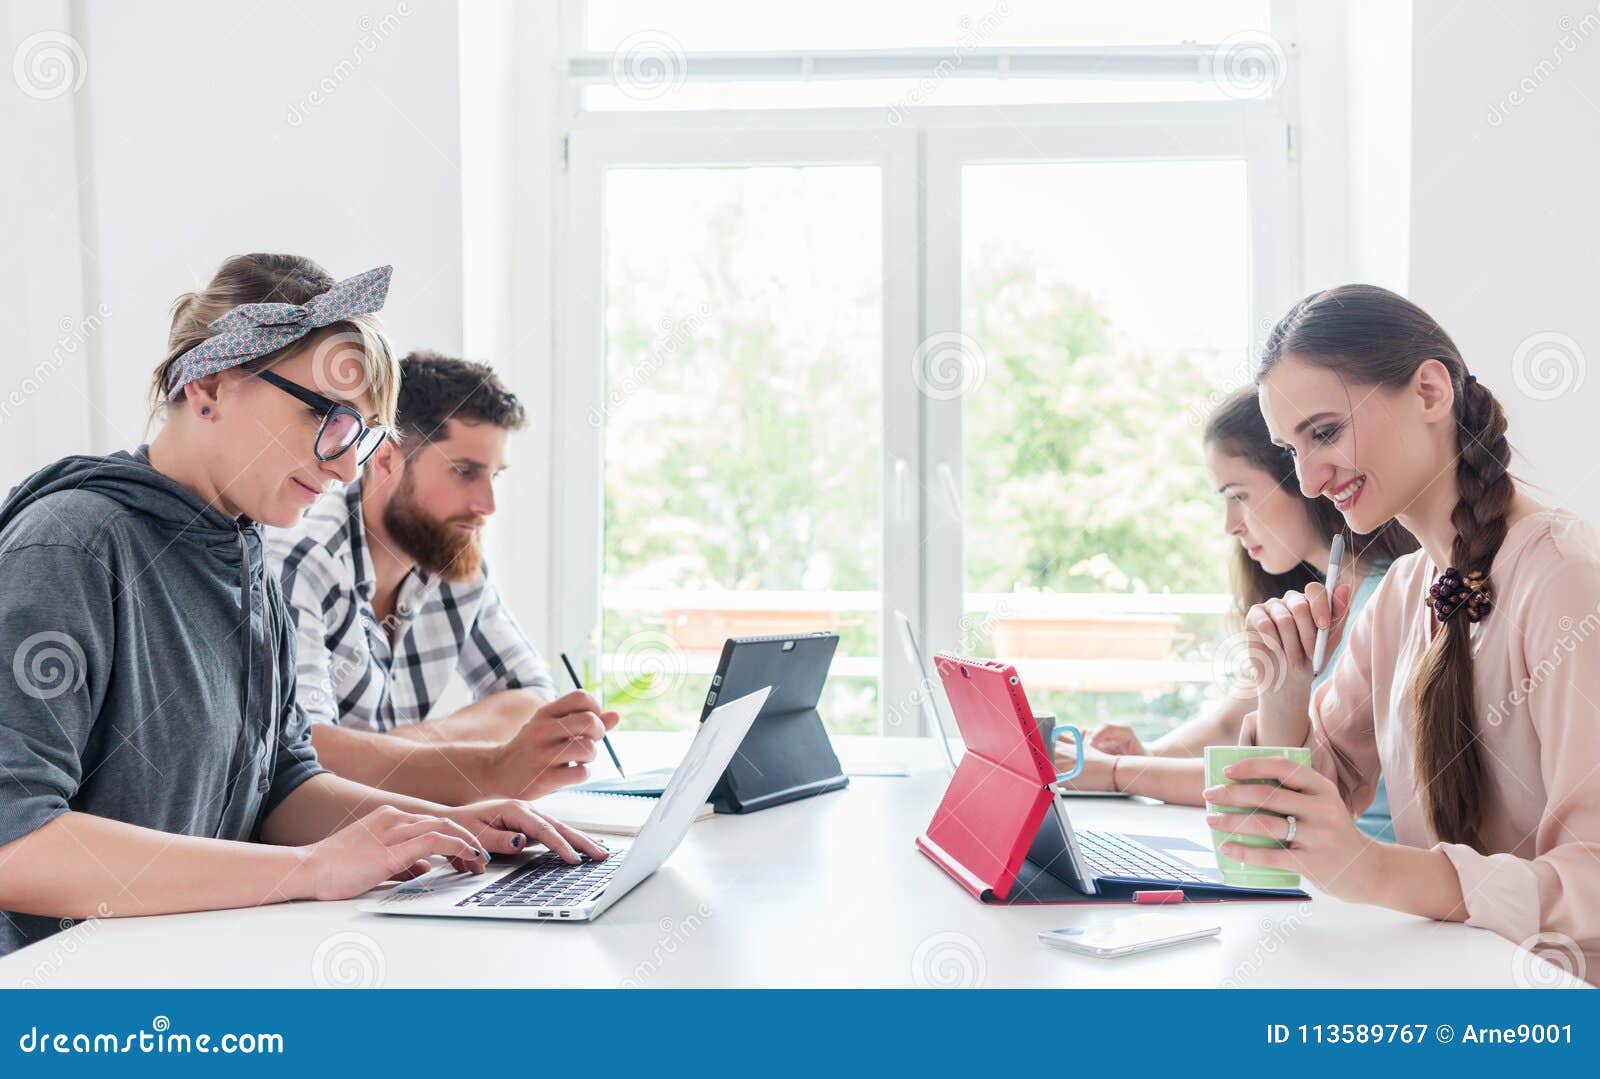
{"left": 456, "top": 850, "right": 622, "bottom": 908}
{"left": 1076, "top": 829, "right": 1208, "bottom": 883}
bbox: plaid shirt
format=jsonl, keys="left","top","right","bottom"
{"left": 264, "top": 482, "right": 555, "bottom": 731}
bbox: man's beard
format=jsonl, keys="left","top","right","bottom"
{"left": 380, "top": 470, "right": 485, "bottom": 584}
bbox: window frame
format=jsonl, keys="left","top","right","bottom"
{"left": 558, "top": 118, "right": 922, "bottom": 728}
{"left": 921, "top": 102, "right": 1298, "bottom": 674}
{"left": 554, "top": 100, "right": 1298, "bottom": 737}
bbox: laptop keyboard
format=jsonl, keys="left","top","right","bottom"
{"left": 457, "top": 850, "right": 623, "bottom": 909}
{"left": 1076, "top": 829, "right": 1207, "bottom": 883}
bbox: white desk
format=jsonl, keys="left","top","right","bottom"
{"left": 0, "top": 735, "right": 1581, "bottom": 988}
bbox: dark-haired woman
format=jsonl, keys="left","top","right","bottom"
{"left": 1060, "top": 388, "right": 1415, "bottom": 842}
{"left": 1213, "top": 284, "right": 1600, "bottom": 976}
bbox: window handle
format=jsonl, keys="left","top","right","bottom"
{"left": 893, "top": 457, "right": 911, "bottom": 522}
{"left": 936, "top": 461, "right": 961, "bottom": 520}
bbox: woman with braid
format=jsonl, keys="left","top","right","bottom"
{"left": 1205, "top": 285, "right": 1600, "bottom": 981}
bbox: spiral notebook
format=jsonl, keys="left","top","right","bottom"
{"left": 534, "top": 788, "right": 713, "bottom": 837}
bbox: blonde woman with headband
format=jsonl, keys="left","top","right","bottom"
{"left": 0, "top": 254, "right": 607, "bottom": 956}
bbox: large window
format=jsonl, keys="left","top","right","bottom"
{"left": 959, "top": 161, "right": 1249, "bottom": 739}
{"left": 599, "top": 166, "right": 885, "bottom": 732}
{"left": 556, "top": 5, "right": 1298, "bottom": 736}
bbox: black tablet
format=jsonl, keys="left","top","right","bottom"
{"left": 699, "top": 632, "right": 849, "bottom": 813}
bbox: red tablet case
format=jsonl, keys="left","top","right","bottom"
{"left": 915, "top": 653, "right": 1307, "bottom": 906}
{"left": 915, "top": 656, "right": 1057, "bottom": 902}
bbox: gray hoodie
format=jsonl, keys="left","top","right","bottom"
{"left": 0, "top": 448, "right": 324, "bottom": 957}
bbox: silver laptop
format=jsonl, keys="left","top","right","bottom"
{"left": 358, "top": 686, "right": 771, "bottom": 923}
{"left": 894, "top": 609, "right": 964, "bottom": 772}
{"left": 895, "top": 609, "right": 1129, "bottom": 797}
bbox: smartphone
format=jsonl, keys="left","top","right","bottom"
{"left": 1037, "top": 914, "right": 1221, "bottom": 958}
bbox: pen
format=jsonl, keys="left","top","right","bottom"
{"left": 1311, "top": 533, "right": 1345, "bottom": 676}
{"left": 1133, "top": 889, "right": 1186, "bottom": 905}
{"left": 560, "top": 652, "right": 626, "bottom": 778}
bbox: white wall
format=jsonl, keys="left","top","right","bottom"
{"left": 2, "top": 0, "right": 574, "bottom": 660}
{"left": 1344, "top": 0, "right": 1411, "bottom": 291}
{"left": 458, "top": 0, "right": 568, "bottom": 658}
{"left": 1409, "top": 0, "right": 1600, "bottom": 521}
{"left": 1, "top": 0, "right": 94, "bottom": 481}
{"left": 2, "top": 0, "right": 466, "bottom": 479}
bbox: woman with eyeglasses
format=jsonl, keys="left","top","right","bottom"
{"left": 0, "top": 253, "right": 606, "bottom": 956}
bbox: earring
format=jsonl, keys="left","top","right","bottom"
{"left": 201, "top": 407, "right": 211, "bottom": 416}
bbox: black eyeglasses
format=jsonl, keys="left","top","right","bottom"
{"left": 257, "top": 370, "right": 389, "bottom": 465}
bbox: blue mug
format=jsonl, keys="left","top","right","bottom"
{"left": 1034, "top": 711, "right": 1084, "bottom": 784}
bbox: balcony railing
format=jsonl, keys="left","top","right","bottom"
{"left": 603, "top": 588, "right": 1233, "bottom": 692}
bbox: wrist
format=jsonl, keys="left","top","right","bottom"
{"left": 1340, "top": 831, "right": 1389, "bottom": 904}
{"left": 464, "top": 742, "right": 505, "bottom": 791}
{"left": 276, "top": 845, "right": 319, "bottom": 903}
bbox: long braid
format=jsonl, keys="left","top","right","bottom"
{"left": 1410, "top": 375, "right": 1514, "bottom": 849}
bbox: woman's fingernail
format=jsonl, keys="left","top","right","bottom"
{"left": 511, "top": 834, "right": 524, "bottom": 849}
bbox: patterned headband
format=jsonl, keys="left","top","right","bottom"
{"left": 166, "top": 264, "right": 393, "bottom": 398}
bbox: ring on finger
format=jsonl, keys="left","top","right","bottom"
{"left": 1284, "top": 814, "right": 1298, "bottom": 845}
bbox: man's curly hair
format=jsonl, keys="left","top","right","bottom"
{"left": 394, "top": 350, "right": 526, "bottom": 450}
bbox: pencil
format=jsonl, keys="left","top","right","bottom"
{"left": 560, "top": 651, "right": 626, "bottom": 778}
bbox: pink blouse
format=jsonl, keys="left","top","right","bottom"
{"left": 1309, "top": 510, "right": 1600, "bottom": 983}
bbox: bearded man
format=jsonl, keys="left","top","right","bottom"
{"left": 266, "top": 352, "right": 615, "bottom": 803}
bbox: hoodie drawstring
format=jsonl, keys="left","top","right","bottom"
{"left": 212, "top": 528, "right": 271, "bottom": 837}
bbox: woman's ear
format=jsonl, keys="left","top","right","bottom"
{"left": 1412, "top": 358, "right": 1457, "bottom": 423}
{"left": 180, "top": 375, "right": 223, "bottom": 419}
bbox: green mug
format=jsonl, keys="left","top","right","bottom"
{"left": 1204, "top": 745, "right": 1312, "bottom": 889}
